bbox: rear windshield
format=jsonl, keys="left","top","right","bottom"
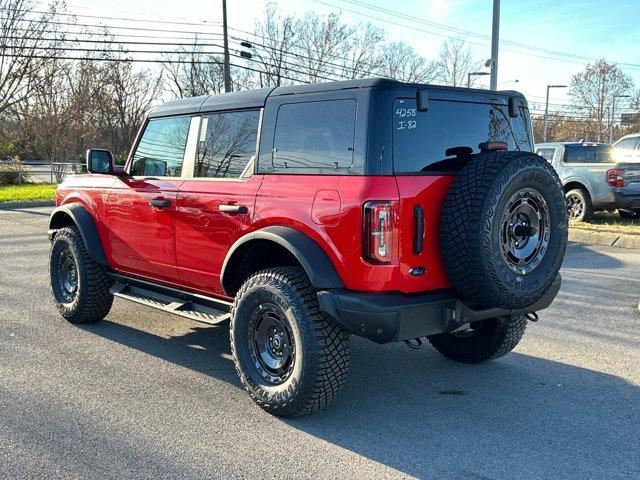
{"left": 392, "top": 98, "right": 533, "bottom": 174}
{"left": 564, "top": 145, "right": 613, "bottom": 163}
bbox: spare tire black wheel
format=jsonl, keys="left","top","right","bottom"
{"left": 440, "top": 151, "right": 567, "bottom": 310}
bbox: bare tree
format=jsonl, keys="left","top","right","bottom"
{"left": 161, "top": 39, "right": 225, "bottom": 98}
{"left": 293, "top": 12, "right": 353, "bottom": 83}
{"left": 339, "top": 23, "right": 384, "bottom": 79}
{"left": 376, "top": 42, "right": 434, "bottom": 83}
{"left": 0, "top": 0, "right": 66, "bottom": 115}
{"left": 624, "top": 89, "right": 640, "bottom": 134}
{"left": 98, "top": 61, "right": 163, "bottom": 156}
{"left": 431, "top": 38, "right": 482, "bottom": 87}
{"left": 568, "top": 59, "right": 633, "bottom": 142}
{"left": 16, "top": 38, "right": 162, "bottom": 169}
{"left": 252, "top": 3, "right": 298, "bottom": 87}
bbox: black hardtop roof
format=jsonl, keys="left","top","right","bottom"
{"left": 147, "top": 77, "right": 524, "bottom": 118}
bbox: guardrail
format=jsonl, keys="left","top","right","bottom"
{"left": 12, "top": 161, "right": 86, "bottom": 185}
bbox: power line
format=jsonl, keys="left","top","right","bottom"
{"left": 0, "top": 44, "right": 225, "bottom": 56}
{"left": 0, "top": 15, "right": 224, "bottom": 37}
{"left": 22, "top": 8, "right": 223, "bottom": 29}
{"left": 335, "top": 0, "right": 640, "bottom": 69}
{"left": 2, "top": 10, "right": 384, "bottom": 77}
{"left": 0, "top": 34, "right": 225, "bottom": 47}
{"left": 313, "top": 0, "right": 640, "bottom": 71}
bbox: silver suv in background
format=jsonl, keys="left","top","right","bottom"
{"left": 535, "top": 142, "right": 640, "bottom": 221}
{"left": 613, "top": 133, "right": 640, "bottom": 163}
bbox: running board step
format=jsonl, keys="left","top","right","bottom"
{"left": 110, "top": 282, "right": 231, "bottom": 325}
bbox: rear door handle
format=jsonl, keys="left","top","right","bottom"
{"left": 413, "top": 205, "right": 425, "bottom": 254}
{"left": 149, "top": 198, "right": 171, "bottom": 208}
{"left": 219, "top": 204, "right": 248, "bottom": 214}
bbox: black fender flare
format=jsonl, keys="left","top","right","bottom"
{"left": 221, "top": 226, "right": 344, "bottom": 295}
{"left": 48, "top": 204, "right": 108, "bottom": 266}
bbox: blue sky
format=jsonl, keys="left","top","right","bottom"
{"left": 67, "top": 0, "right": 640, "bottom": 112}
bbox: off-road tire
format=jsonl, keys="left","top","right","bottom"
{"left": 566, "top": 188, "right": 594, "bottom": 222}
{"left": 440, "top": 151, "right": 567, "bottom": 310}
{"left": 428, "top": 315, "right": 527, "bottom": 364}
{"left": 618, "top": 209, "right": 640, "bottom": 220}
{"left": 230, "top": 267, "right": 350, "bottom": 417}
{"left": 49, "top": 226, "right": 113, "bottom": 324}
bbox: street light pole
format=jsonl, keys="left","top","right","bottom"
{"left": 467, "top": 71, "right": 490, "bottom": 88}
{"left": 609, "top": 94, "right": 631, "bottom": 143}
{"left": 543, "top": 84, "right": 567, "bottom": 142}
{"left": 489, "top": 0, "right": 500, "bottom": 90}
{"left": 222, "top": 0, "right": 232, "bottom": 93}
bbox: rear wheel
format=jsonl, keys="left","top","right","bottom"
{"left": 428, "top": 315, "right": 527, "bottom": 363}
{"left": 230, "top": 267, "right": 350, "bottom": 417}
{"left": 618, "top": 209, "right": 640, "bottom": 219}
{"left": 49, "top": 226, "right": 113, "bottom": 324}
{"left": 566, "top": 188, "right": 594, "bottom": 222}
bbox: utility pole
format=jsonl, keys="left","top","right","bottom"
{"left": 543, "top": 84, "right": 567, "bottom": 142}
{"left": 222, "top": 0, "right": 231, "bottom": 93}
{"left": 489, "top": 0, "right": 500, "bottom": 90}
{"left": 609, "top": 94, "right": 631, "bottom": 143}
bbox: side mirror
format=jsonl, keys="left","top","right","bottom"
{"left": 86, "top": 149, "right": 114, "bottom": 174}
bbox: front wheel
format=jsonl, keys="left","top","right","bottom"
{"left": 230, "top": 267, "right": 350, "bottom": 417}
{"left": 49, "top": 226, "right": 113, "bottom": 324}
{"left": 428, "top": 315, "right": 527, "bottom": 364}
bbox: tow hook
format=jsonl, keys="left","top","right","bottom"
{"left": 525, "top": 312, "right": 539, "bottom": 322}
{"left": 404, "top": 338, "right": 424, "bottom": 349}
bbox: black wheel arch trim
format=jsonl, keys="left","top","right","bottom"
{"left": 563, "top": 178, "right": 593, "bottom": 199}
{"left": 221, "top": 226, "right": 344, "bottom": 295}
{"left": 48, "top": 203, "right": 108, "bottom": 266}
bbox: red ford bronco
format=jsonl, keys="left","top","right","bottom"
{"left": 48, "top": 79, "right": 567, "bottom": 417}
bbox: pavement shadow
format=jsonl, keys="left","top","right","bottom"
{"left": 82, "top": 318, "right": 639, "bottom": 479}
{"left": 563, "top": 242, "right": 625, "bottom": 269}
{"left": 81, "top": 319, "right": 240, "bottom": 386}
{"left": 292, "top": 339, "right": 640, "bottom": 479}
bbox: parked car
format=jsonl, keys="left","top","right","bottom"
{"left": 48, "top": 79, "right": 567, "bottom": 417}
{"left": 613, "top": 132, "right": 640, "bottom": 163}
{"left": 535, "top": 142, "right": 640, "bottom": 221}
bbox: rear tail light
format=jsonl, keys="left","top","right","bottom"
{"left": 607, "top": 168, "right": 625, "bottom": 188}
{"left": 363, "top": 201, "right": 395, "bottom": 264}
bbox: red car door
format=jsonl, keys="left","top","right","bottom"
{"left": 174, "top": 109, "right": 262, "bottom": 297}
{"left": 106, "top": 115, "right": 193, "bottom": 284}
{"left": 107, "top": 177, "right": 182, "bottom": 283}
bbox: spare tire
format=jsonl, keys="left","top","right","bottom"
{"left": 440, "top": 151, "right": 567, "bottom": 310}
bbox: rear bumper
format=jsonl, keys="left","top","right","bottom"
{"left": 593, "top": 191, "right": 640, "bottom": 210}
{"left": 317, "top": 275, "right": 561, "bottom": 344}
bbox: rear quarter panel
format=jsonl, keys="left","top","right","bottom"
{"left": 254, "top": 175, "right": 401, "bottom": 292}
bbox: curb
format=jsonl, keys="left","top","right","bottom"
{"left": 0, "top": 200, "right": 55, "bottom": 210}
{"left": 568, "top": 229, "right": 640, "bottom": 250}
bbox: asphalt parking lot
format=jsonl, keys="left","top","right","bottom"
{"left": 1, "top": 206, "right": 639, "bottom": 480}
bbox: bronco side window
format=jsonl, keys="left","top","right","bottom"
{"left": 272, "top": 99, "right": 356, "bottom": 170}
{"left": 131, "top": 116, "right": 191, "bottom": 177}
{"left": 195, "top": 110, "right": 260, "bottom": 179}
